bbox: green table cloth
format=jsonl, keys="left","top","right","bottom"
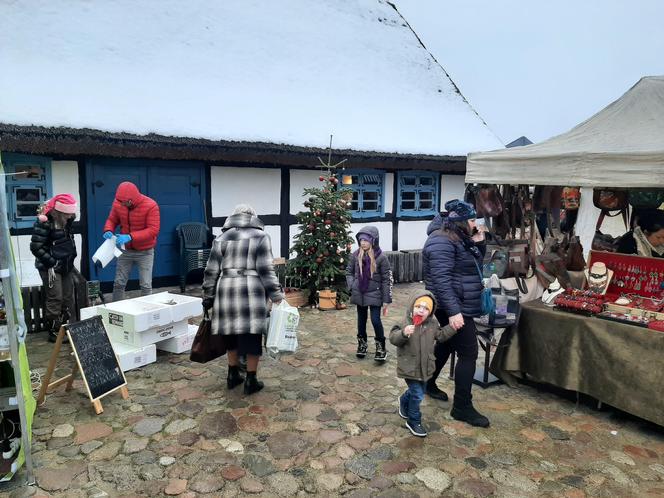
{"left": 491, "top": 300, "right": 664, "bottom": 427}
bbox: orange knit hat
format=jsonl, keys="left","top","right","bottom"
{"left": 414, "top": 296, "right": 433, "bottom": 311}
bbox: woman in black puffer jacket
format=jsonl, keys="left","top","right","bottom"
{"left": 422, "top": 199, "right": 490, "bottom": 428}
{"left": 30, "top": 194, "right": 78, "bottom": 342}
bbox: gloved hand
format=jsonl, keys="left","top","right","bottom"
{"left": 103, "top": 231, "right": 114, "bottom": 240}
{"left": 116, "top": 234, "right": 132, "bottom": 246}
{"left": 202, "top": 297, "right": 214, "bottom": 311}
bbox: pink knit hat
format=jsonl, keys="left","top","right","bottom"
{"left": 38, "top": 193, "right": 77, "bottom": 221}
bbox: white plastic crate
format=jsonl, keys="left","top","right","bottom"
{"left": 98, "top": 299, "right": 172, "bottom": 332}
{"left": 113, "top": 342, "right": 157, "bottom": 372}
{"left": 156, "top": 324, "right": 197, "bottom": 354}
{"left": 107, "top": 319, "right": 189, "bottom": 348}
{"left": 137, "top": 292, "right": 202, "bottom": 322}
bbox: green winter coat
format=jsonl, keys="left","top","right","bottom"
{"left": 389, "top": 290, "right": 457, "bottom": 382}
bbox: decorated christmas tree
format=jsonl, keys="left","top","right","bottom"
{"left": 288, "top": 173, "right": 354, "bottom": 305}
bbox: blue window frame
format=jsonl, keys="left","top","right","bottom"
{"left": 342, "top": 170, "right": 385, "bottom": 218}
{"left": 2, "top": 153, "right": 52, "bottom": 228}
{"left": 396, "top": 171, "right": 439, "bottom": 217}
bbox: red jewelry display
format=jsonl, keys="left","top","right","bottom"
{"left": 589, "top": 250, "right": 664, "bottom": 299}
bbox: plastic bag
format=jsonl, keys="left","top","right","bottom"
{"left": 266, "top": 301, "right": 299, "bottom": 354}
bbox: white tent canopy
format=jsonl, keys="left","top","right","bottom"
{"left": 466, "top": 76, "right": 664, "bottom": 188}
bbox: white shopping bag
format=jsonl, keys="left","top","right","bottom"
{"left": 92, "top": 236, "right": 123, "bottom": 268}
{"left": 266, "top": 301, "right": 299, "bottom": 354}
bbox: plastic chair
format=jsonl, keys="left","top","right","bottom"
{"left": 176, "top": 222, "right": 212, "bottom": 292}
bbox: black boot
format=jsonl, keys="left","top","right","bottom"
{"left": 374, "top": 340, "right": 387, "bottom": 362}
{"left": 451, "top": 403, "right": 490, "bottom": 428}
{"left": 426, "top": 381, "right": 448, "bottom": 401}
{"left": 244, "top": 371, "right": 264, "bottom": 395}
{"left": 227, "top": 365, "right": 245, "bottom": 389}
{"left": 238, "top": 355, "right": 248, "bottom": 373}
{"left": 47, "top": 320, "right": 67, "bottom": 344}
{"left": 356, "top": 338, "right": 368, "bottom": 358}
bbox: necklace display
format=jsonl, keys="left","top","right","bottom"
{"left": 605, "top": 261, "right": 664, "bottom": 296}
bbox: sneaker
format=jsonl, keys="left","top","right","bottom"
{"left": 426, "top": 383, "right": 448, "bottom": 401}
{"left": 451, "top": 405, "right": 490, "bottom": 428}
{"left": 2, "top": 438, "right": 19, "bottom": 459}
{"left": 397, "top": 396, "right": 408, "bottom": 419}
{"left": 405, "top": 420, "right": 427, "bottom": 437}
{"left": 356, "top": 338, "right": 368, "bottom": 358}
{"left": 374, "top": 341, "right": 387, "bottom": 362}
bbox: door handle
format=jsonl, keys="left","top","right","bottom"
{"left": 92, "top": 180, "right": 104, "bottom": 194}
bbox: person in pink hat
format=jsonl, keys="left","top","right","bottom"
{"left": 30, "top": 193, "right": 78, "bottom": 342}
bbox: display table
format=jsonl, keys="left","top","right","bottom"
{"left": 490, "top": 300, "right": 664, "bottom": 427}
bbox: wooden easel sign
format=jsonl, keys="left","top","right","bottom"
{"left": 37, "top": 315, "right": 129, "bottom": 414}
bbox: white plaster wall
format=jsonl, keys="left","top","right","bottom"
{"left": 349, "top": 222, "right": 393, "bottom": 252}
{"left": 11, "top": 234, "right": 82, "bottom": 287}
{"left": 440, "top": 174, "right": 466, "bottom": 210}
{"left": 384, "top": 173, "right": 394, "bottom": 213}
{"left": 398, "top": 220, "right": 430, "bottom": 251}
{"left": 51, "top": 160, "right": 81, "bottom": 216}
{"left": 290, "top": 170, "right": 322, "bottom": 215}
{"left": 212, "top": 225, "right": 281, "bottom": 258}
{"left": 210, "top": 166, "right": 281, "bottom": 217}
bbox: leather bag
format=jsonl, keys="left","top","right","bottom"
{"left": 190, "top": 311, "right": 227, "bottom": 363}
{"left": 565, "top": 235, "right": 585, "bottom": 271}
{"left": 593, "top": 189, "right": 628, "bottom": 210}
{"left": 629, "top": 190, "right": 664, "bottom": 209}
{"left": 466, "top": 184, "right": 504, "bottom": 218}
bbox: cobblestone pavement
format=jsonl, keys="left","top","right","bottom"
{"left": 12, "top": 283, "right": 664, "bottom": 497}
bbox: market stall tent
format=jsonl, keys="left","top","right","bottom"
{"left": 466, "top": 76, "right": 664, "bottom": 188}
{"left": 466, "top": 75, "right": 664, "bottom": 254}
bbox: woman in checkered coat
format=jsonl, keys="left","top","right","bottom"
{"left": 202, "top": 204, "right": 284, "bottom": 395}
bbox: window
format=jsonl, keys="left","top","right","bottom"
{"left": 342, "top": 170, "right": 385, "bottom": 218}
{"left": 397, "top": 171, "right": 439, "bottom": 217}
{"left": 2, "top": 153, "right": 52, "bottom": 228}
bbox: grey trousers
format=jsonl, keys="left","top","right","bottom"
{"left": 112, "top": 249, "right": 154, "bottom": 302}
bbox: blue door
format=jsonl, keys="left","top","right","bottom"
{"left": 86, "top": 159, "right": 205, "bottom": 283}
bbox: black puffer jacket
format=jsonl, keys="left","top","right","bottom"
{"left": 346, "top": 226, "right": 393, "bottom": 306}
{"left": 422, "top": 215, "right": 485, "bottom": 318}
{"left": 30, "top": 217, "right": 77, "bottom": 274}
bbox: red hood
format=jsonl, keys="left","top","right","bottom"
{"left": 115, "top": 182, "right": 143, "bottom": 205}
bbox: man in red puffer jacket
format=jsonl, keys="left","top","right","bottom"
{"left": 103, "top": 182, "right": 160, "bottom": 301}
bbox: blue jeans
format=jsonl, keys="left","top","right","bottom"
{"left": 357, "top": 305, "right": 385, "bottom": 342}
{"left": 400, "top": 379, "right": 426, "bottom": 425}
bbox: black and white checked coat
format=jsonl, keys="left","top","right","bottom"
{"left": 202, "top": 213, "right": 284, "bottom": 336}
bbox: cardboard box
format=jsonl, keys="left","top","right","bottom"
{"left": 98, "top": 299, "right": 172, "bottom": 332}
{"left": 137, "top": 292, "right": 202, "bottom": 322}
{"left": 107, "top": 319, "right": 189, "bottom": 348}
{"left": 156, "top": 324, "right": 198, "bottom": 354}
{"left": 113, "top": 342, "right": 157, "bottom": 372}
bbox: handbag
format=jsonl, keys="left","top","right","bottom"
{"left": 473, "top": 259, "right": 495, "bottom": 316}
{"left": 565, "top": 236, "right": 585, "bottom": 271}
{"left": 629, "top": 190, "right": 664, "bottom": 209}
{"left": 465, "top": 184, "right": 504, "bottom": 218}
{"left": 190, "top": 311, "right": 227, "bottom": 363}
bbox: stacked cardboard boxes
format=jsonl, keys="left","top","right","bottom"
{"left": 80, "top": 292, "right": 201, "bottom": 371}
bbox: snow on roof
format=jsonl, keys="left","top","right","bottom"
{"left": 0, "top": 0, "right": 502, "bottom": 156}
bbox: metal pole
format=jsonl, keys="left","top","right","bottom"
{"left": 0, "top": 157, "right": 34, "bottom": 485}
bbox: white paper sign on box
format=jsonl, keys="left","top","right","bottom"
{"left": 98, "top": 299, "right": 171, "bottom": 332}
{"left": 137, "top": 292, "right": 202, "bottom": 322}
{"left": 113, "top": 342, "right": 156, "bottom": 372}
{"left": 156, "top": 323, "right": 197, "bottom": 354}
{"left": 107, "top": 320, "right": 189, "bottom": 348}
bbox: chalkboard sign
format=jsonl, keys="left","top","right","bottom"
{"left": 67, "top": 315, "right": 126, "bottom": 401}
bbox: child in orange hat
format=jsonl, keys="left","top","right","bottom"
{"left": 389, "top": 290, "right": 456, "bottom": 437}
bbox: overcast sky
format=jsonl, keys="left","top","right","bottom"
{"left": 394, "top": 0, "right": 664, "bottom": 146}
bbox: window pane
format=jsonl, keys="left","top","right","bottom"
{"left": 419, "top": 176, "right": 434, "bottom": 186}
{"left": 351, "top": 175, "right": 361, "bottom": 185}
{"left": 419, "top": 199, "right": 433, "bottom": 210}
{"left": 419, "top": 191, "right": 433, "bottom": 201}
{"left": 401, "top": 200, "right": 416, "bottom": 210}
{"left": 14, "top": 164, "right": 46, "bottom": 180}
{"left": 16, "top": 187, "right": 42, "bottom": 202}
{"left": 362, "top": 174, "right": 381, "bottom": 185}
{"left": 16, "top": 204, "right": 39, "bottom": 217}
{"left": 401, "top": 191, "right": 415, "bottom": 201}
{"left": 363, "top": 201, "right": 378, "bottom": 212}
{"left": 363, "top": 191, "right": 378, "bottom": 201}
{"left": 401, "top": 176, "right": 416, "bottom": 186}
{"left": 350, "top": 191, "right": 360, "bottom": 211}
